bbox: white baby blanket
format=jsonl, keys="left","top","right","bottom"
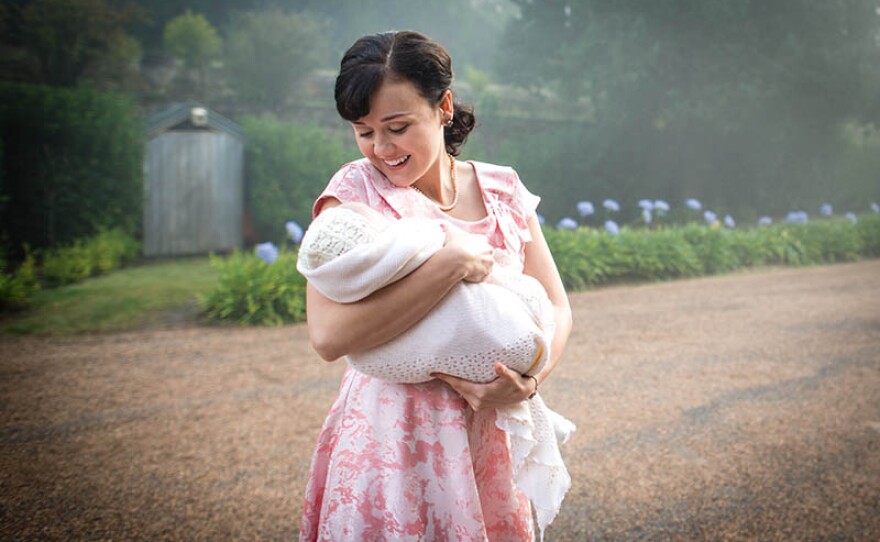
{"left": 296, "top": 204, "right": 573, "bottom": 535}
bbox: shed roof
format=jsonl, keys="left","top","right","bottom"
{"left": 146, "top": 101, "right": 246, "bottom": 141}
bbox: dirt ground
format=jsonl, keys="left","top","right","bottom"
{"left": 1, "top": 260, "right": 879, "bottom": 541}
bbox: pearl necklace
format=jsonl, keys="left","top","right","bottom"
{"left": 412, "top": 155, "right": 458, "bottom": 211}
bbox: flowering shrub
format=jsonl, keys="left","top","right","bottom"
{"left": 544, "top": 215, "right": 879, "bottom": 291}
{"left": 200, "top": 249, "right": 306, "bottom": 325}
{"left": 202, "top": 214, "right": 880, "bottom": 325}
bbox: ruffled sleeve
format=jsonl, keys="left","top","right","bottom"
{"left": 312, "top": 159, "right": 402, "bottom": 220}
{"left": 473, "top": 161, "right": 541, "bottom": 259}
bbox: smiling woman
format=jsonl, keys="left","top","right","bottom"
{"left": 298, "top": 30, "right": 573, "bottom": 541}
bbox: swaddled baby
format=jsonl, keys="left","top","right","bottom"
{"left": 296, "top": 202, "right": 572, "bottom": 535}
{"left": 296, "top": 202, "right": 555, "bottom": 383}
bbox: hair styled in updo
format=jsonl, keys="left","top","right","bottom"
{"left": 335, "top": 30, "right": 476, "bottom": 157}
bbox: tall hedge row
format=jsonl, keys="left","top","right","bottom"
{"left": 0, "top": 83, "right": 144, "bottom": 256}
{"left": 240, "top": 116, "right": 358, "bottom": 244}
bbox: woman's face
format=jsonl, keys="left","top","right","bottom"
{"left": 352, "top": 79, "right": 451, "bottom": 188}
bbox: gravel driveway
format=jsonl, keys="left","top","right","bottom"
{"left": 2, "top": 260, "right": 879, "bottom": 541}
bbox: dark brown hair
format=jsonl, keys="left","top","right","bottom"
{"left": 335, "top": 30, "right": 476, "bottom": 156}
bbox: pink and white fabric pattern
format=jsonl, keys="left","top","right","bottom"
{"left": 299, "top": 159, "right": 569, "bottom": 541}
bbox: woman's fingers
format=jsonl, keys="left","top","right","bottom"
{"left": 442, "top": 229, "right": 494, "bottom": 282}
{"left": 431, "top": 372, "right": 483, "bottom": 410}
{"left": 432, "top": 364, "right": 532, "bottom": 411}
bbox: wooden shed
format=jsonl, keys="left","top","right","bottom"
{"left": 144, "top": 102, "right": 246, "bottom": 256}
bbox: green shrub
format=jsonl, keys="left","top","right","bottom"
{"left": 241, "top": 116, "right": 358, "bottom": 243}
{"left": 41, "top": 240, "right": 94, "bottom": 287}
{"left": 0, "top": 250, "right": 40, "bottom": 311}
{"left": 679, "top": 225, "right": 741, "bottom": 275}
{"left": 0, "top": 83, "right": 143, "bottom": 255}
{"left": 200, "top": 249, "right": 306, "bottom": 326}
{"left": 200, "top": 214, "right": 880, "bottom": 325}
{"left": 40, "top": 228, "right": 140, "bottom": 287}
{"left": 88, "top": 228, "right": 141, "bottom": 273}
{"left": 855, "top": 214, "right": 880, "bottom": 257}
{"left": 611, "top": 228, "right": 702, "bottom": 281}
{"left": 543, "top": 228, "right": 616, "bottom": 290}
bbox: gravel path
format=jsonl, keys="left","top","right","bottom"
{"left": 1, "top": 261, "right": 878, "bottom": 541}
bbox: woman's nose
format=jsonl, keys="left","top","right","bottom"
{"left": 373, "top": 134, "right": 394, "bottom": 157}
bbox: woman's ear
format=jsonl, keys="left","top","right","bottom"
{"left": 439, "top": 89, "right": 454, "bottom": 123}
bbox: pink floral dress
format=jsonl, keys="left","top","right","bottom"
{"left": 299, "top": 158, "right": 541, "bottom": 541}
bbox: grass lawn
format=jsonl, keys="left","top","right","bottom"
{"left": 0, "top": 257, "right": 219, "bottom": 336}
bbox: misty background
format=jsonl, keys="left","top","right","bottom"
{"left": 2, "top": 0, "right": 879, "bottom": 234}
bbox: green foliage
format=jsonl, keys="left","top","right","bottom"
{"left": 40, "top": 228, "right": 140, "bottom": 287}
{"left": 0, "top": 250, "right": 40, "bottom": 311}
{"left": 0, "top": 83, "right": 143, "bottom": 255}
{"left": 224, "top": 8, "right": 326, "bottom": 113}
{"left": 488, "top": 1, "right": 880, "bottom": 223}
{"left": 678, "top": 225, "right": 741, "bottom": 275}
{"left": 241, "top": 116, "right": 358, "bottom": 243}
{"left": 41, "top": 240, "right": 93, "bottom": 286}
{"left": 545, "top": 217, "right": 878, "bottom": 292}
{"left": 18, "top": 0, "right": 142, "bottom": 87}
{"left": 855, "top": 214, "right": 880, "bottom": 257}
{"left": 200, "top": 249, "right": 306, "bottom": 326}
{"left": 162, "top": 9, "right": 222, "bottom": 68}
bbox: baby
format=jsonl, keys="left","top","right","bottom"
{"left": 296, "top": 202, "right": 572, "bottom": 533}
{"left": 296, "top": 202, "right": 556, "bottom": 383}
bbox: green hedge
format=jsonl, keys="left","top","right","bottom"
{"left": 41, "top": 228, "right": 140, "bottom": 287}
{"left": 0, "top": 250, "right": 40, "bottom": 311}
{"left": 241, "top": 116, "right": 358, "bottom": 244}
{"left": 203, "top": 213, "right": 880, "bottom": 325}
{"left": 200, "top": 249, "right": 306, "bottom": 326}
{"left": 546, "top": 214, "right": 880, "bottom": 290}
{"left": 0, "top": 83, "right": 143, "bottom": 256}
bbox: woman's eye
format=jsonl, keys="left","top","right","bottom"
{"left": 357, "top": 131, "right": 373, "bottom": 138}
{"left": 389, "top": 125, "right": 408, "bottom": 134}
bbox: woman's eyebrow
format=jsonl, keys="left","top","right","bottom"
{"left": 352, "top": 112, "right": 411, "bottom": 126}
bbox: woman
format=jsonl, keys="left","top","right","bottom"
{"left": 300, "top": 30, "right": 572, "bottom": 541}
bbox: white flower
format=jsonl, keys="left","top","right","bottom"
{"left": 286, "top": 221, "right": 304, "bottom": 244}
{"left": 653, "top": 200, "right": 670, "bottom": 214}
{"left": 703, "top": 210, "right": 717, "bottom": 224}
{"left": 723, "top": 215, "right": 735, "bottom": 229}
{"left": 255, "top": 242, "right": 279, "bottom": 265}
{"left": 604, "top": 220, "right": 620, "bottom": 235}
{"left": 576, "top": 201, "right": 594, "bottom": 217}
{"left": 557, "top": 217, "right": 578, "bottom": 230}
{"left": 602, "top": 199, "right": 620, "bottom": 212}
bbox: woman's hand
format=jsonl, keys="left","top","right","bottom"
{"left": 440, "top": 226, "right": 494, "bottom": 283}
{"left": 431, "top": 363, "right": 537, "bottom": 411}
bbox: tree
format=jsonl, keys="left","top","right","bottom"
{"left": 16, "top": 0, "right": 142, "bottom": 87}
{"left": 224, "top": 8, "right": 326, "bottom": 113}
{"left": 495, "top": 0, "right": 880, "bottom": 217}
{"left": 162, "top": 9, "right": 222, "bottom": 97}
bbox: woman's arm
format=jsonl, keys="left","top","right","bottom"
{"left": 432, "top": 214, "right": 573, "bottom": 410}
{"left": 306, "top": 198, "right": 495, "bottom": 361}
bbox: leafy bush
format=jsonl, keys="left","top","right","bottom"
{"left": 0, "top": 250, "right": 40, "bottom": 311}
{"left": 200, "top": 249, "right": 306, "bottom": 326}
{"left": 856, "top": 214, "right": 880, "bottom": 257}
{"left": 201, "top": 215, "right": 880, "bottom": 325}
{"left": 545, "top": 216, "right": 878, "bottom": 292}
{"left": 241, "top": 116, "right": 358, "bottom": 244}
{"left": 0, "top": 83, "right": 143, "bottom": 256}
{"left": 40, "top": 228, "right": 140, "bottom": 287}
